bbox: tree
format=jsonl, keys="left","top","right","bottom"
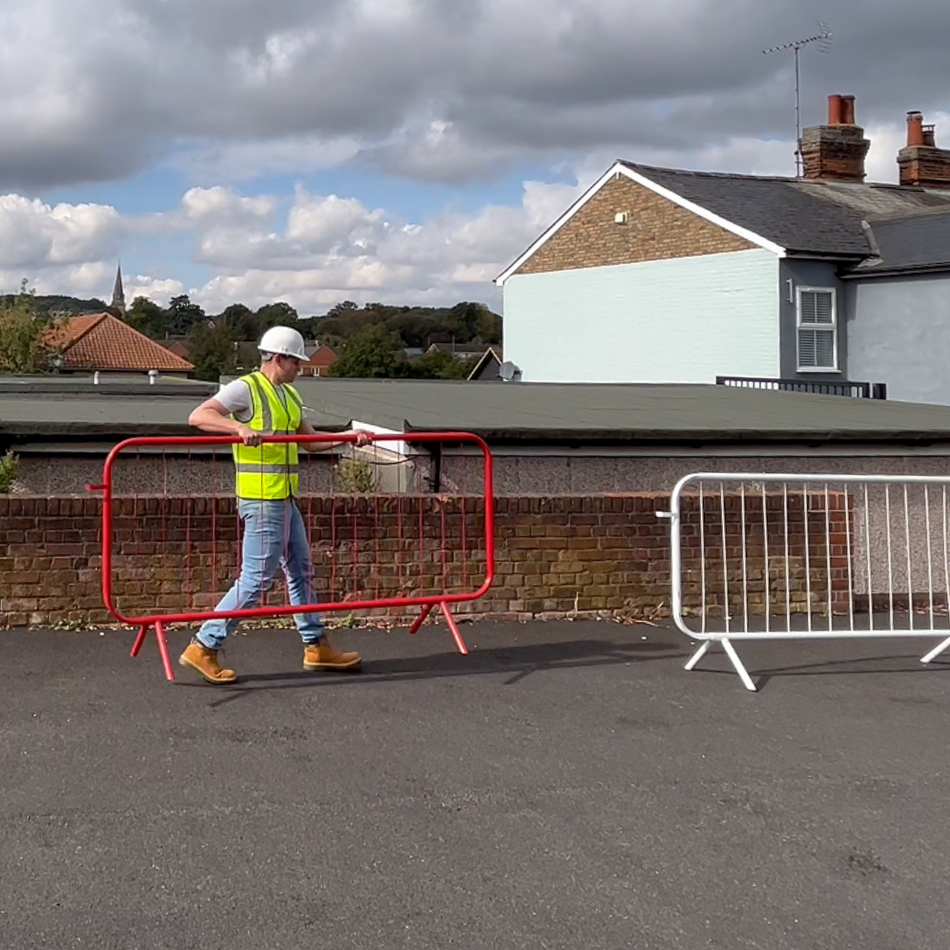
{"left": 0, "top": 295, "right": 61, "bottom": 373}
{"left": 255, "top": 301, "right": 298, "bottom": 333}
{"left": 406, "top": 349, "right": 477, "bottom": 379}
{"left": 188, "top": 320, "right": 236, "bottom": 382}
{"left": 166, "top": 295, "right": 206, "bottom": 335}
{"left": 125, "top": 296, "right": 166, "bottom": 339}
{"left": 219, "top": 303, "right": 256, "bottom": 341}
{"left": 330, "top": 325, "right": 402, "bottom": 378}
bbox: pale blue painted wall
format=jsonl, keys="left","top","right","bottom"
{"left": 502, "top": 249, "right": 780, "bottom": 383}
{"left": 847, "top": 274, "right": 950, "bottom": 405}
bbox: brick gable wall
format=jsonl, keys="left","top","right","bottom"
{"left": 514, "top": 175, "right": 755, "bottom": 276}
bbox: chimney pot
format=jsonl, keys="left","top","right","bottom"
{"left": 841, "top": 95, "right": 856, "bottom": 125}
{"left": 828, "top": 94, "right": 844, "bottom": 125}
{"left": 907, "top": 111, "right": 925, "bottom": 147}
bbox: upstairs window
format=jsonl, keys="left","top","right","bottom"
{"left": 797, "top": 287, "right": 837, "bottom": 371}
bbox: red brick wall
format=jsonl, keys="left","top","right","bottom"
{"left": 0, "top": 493, "right": 849, "bottom": 627}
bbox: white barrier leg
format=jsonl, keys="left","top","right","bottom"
{"left": 683, "top": 638, "right": 755, "bottom": 690}
{"left": 721, "top": 638, "right": 757, "bottom": 691}
{"left": 921, "top": 635, "right": 950, "bottom": 664}
{"left": 684, "top": 640, "right": 712, "bottom": 671}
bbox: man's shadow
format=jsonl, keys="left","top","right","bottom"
{"left": 185, "top": 635, "right": 686, "bottom": 708}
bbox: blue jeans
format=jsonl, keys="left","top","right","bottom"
{"left": 197, "top": 498, "right": 325, "bottom": 650}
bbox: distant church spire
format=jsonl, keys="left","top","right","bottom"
{"left": 111, "top": 263, "right": 126, "bottom": 313}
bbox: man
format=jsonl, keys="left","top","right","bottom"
{"left": 180, "top": 325, "right": 372, "bottom": 684}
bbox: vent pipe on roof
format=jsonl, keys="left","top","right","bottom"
{"left": 93, "top": 371, "right": 100, "bottom": 385}
{"left": 148, "top": 369, "right": 160, "bottom": 385}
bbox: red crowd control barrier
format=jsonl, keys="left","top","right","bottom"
{"left": 86, "top": 432, "right": 495, "bottom": 680}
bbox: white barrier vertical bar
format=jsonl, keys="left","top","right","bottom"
{"left": 944, "top": 486, "right": 950, "bottom": 627}
{"left": 762, "top": 483, "right": 771, "bottom": 634}
{"left": 925, "top": 485, "right": 935, "bottom": 630}
{"left": 783, "top": 483, "right": 791, "bottom": 630}
{"left": 699, "top": 481, "right": 707, "bottom": 635}
{"left": 720, "top": 482, "right": 730, "bottom": 634}
{"left": 803, "top": 481, "right": 812, "bottom": 632}
{"left": 843, "top": 482, "right": 855, "bottom": 632}
{"left": 904, "top": 483, "right": 914, "bottom": 630}
{"left": 824, "top": 483, "right": 833, "bottom": 631}
{"left": 885, "top": 483, "right": 895, "bottom": 628}
{"left": 864, "top": 483, "right": 873, "bottom": 631}
{"left": 740, "top": 482, "right": 749, "bottom": 633}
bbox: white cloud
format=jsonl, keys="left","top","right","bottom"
{"left": 125, "top": 275, "right": 186, "bottom": 306}
{"left": 0, "top": 195, "right": 123, "bottom": 269}
{"left": 3, "top": 0, "right": 950, "bottom": 189}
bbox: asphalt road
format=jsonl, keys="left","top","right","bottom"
{"left": 3, "top": 619, "right": 950, "bottom": 949}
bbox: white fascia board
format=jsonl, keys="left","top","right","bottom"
{"left": 616, "top": 165, "right": 786, "bottom": 258}
{"left": 494, "top": 162, "right": 786, "bottom": 286}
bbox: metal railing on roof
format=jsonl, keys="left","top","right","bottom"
{"left": 716, "top": 376, "right": 887, "bottom": 400}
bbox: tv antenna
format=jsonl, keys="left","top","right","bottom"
{"left": 763, "top": 21, "right": 833, "bottom": 176}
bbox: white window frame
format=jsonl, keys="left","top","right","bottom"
{"left": 796, "top": 286, "right": 838, "bottom": 373}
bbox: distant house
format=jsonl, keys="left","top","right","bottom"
{"left": 467, "top": 346, "right": 504, "bottom": 381}
{"left": 496, "top": 94, "right": 950, "bottom": 406}
{"left": 300, "top": 343, "right": 338, "bottom": 377}
{"left": 49, "top": 313, "right": 194, "bottom": 376}
{"left": 424, "top": 343, "right": 490, "bottom": 361}
{"left": 163, "top": 340, "right": 191, "bottom": 362}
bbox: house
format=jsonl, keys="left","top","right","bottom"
{"left": 495, "top": 94, "right": 950, "bottom": 405}
{"left": 299, "top": 342, "right": 337, "bottom": 377}
{"left": 424, "top": 342, "right": 490, "bottom": 361}
{"left": 467, "top": 346, "right": 504, "bottom": 381}
{"left": 50, "top": 313, "right": 195, "bottom": 376}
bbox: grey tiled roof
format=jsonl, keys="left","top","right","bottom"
{"left": 622, "top": 162, "right": 950, "bottom": 258}
{"left": 856, "top": 208, "right": 950, "bottom": 274}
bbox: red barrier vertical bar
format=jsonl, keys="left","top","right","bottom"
{"left": 440, "top": 502, "right": 448, "bottom": 594}
{"left": 186, "top": 446, "right": 193, "bottom": 614}
{"left": 373, "top": 492, "right": 381, "bottom": 603}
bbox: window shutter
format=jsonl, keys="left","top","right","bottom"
{"left": 797, "top": 289, "right": 836, "bottom": 369}
{"left": 800, "top": 290, "right": 834, "bottom": 325}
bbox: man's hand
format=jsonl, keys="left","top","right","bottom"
{"left": 351, "top": 429, "right": 373, "bottom": 447}
{"left": 237, "top": 424, "right": 264, "bottom": 446}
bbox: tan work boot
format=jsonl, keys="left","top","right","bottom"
{"left": 179, "top": 638, "right": 238, "bottom": 684}
{"left": 303, "top": 637, "right": 361, "bottom": 671}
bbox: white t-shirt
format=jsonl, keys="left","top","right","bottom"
{"left": 215, "top": 378, "right": 305, "bottom": 425}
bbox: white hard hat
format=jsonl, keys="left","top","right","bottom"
{"left": 258, "top": 326, "right": 306, "bottom": 360}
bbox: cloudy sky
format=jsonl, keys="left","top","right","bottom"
{"left": 2, "top": 0, "right": 949, "bottom": 315}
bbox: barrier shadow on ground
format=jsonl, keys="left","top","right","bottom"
{"left": 694, "top": 650, "right": 950, "bottom": 692}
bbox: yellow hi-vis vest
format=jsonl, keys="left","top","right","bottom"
{"left": 232, "top": 372, "right": 304, "bottom": 500}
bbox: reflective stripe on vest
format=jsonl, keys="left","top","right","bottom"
{"left": 232, "top": 372, "right": 303, "bottom": 499}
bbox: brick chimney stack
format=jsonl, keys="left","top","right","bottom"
{"left": 799, "top": 94, "right": 870, "bottom": 182}
{"left": 897, "top": 111, "right": 950, "bottom": 189}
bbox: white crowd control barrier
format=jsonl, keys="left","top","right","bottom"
{"left": 658, "top": 473, "right": 950, "bottom": 690}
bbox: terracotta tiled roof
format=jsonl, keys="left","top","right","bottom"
{"left": 51, "top": 313, "right": 194, "bottom": 372}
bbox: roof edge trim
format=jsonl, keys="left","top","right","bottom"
{"left": 616, "top": 165, "right": 786, "bottom": 258}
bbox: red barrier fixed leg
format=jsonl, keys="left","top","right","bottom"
{"left": 130, "top": 622, "right": 177, "bottom": 682}
{"left": 408, "top": 601, "right": 468, "bottom": 655}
